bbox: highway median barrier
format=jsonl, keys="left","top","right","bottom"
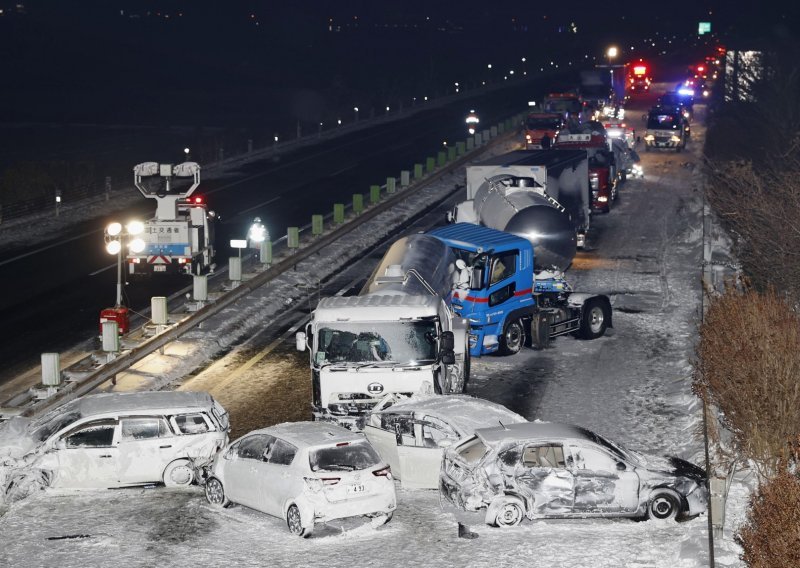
{"left": 467, "top": 138, "right": 475, "bottom": 150}
{"left": 333, "top": 203, "right": 345, "bottom": 224}
{"left": 353, "top": 194, "right": 364, "bottom": 214}
{"left": 370, "top": 185, "right": 381, "bottom": 204}
{"left": 457, "top": 141, "right": 466, "bottom": 155}
{"left": 437, "top": 151, "right": 446, "bottom": 167}
{"left": 386, "top": 177, "right": 396, "bottom": 194}
{"left": 414, "top": 163, "right": 423, "bottom": 180}
{"left": 448, "top": 147, "right": 456, "bottom": 161}
{"left": 426, "top": 157, "right": 435, "bottom": 173}
{"left": 400, "top": 170, "right": 410, "bottom": 187}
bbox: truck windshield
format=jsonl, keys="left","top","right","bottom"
{"left": 317, "top": 321, "right": 438, "bottom": 365}
{"left": 544, "top": 99, "right": 581, "bottom": 114}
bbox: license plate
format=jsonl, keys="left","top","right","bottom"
{"left": 346, "top": 484, "right": 366, "bottom": 495}
{"left": 154, "top": 265, "right": 167, "bottom": 272}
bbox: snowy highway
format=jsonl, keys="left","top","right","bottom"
{"left": 0, "top": 99, "right": 748, "bottom": 568}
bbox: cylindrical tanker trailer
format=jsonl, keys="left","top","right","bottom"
{"left": 452, "top": 149, "right": 590, "bottom": 271}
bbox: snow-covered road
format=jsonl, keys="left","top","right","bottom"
{"left": 0, "top": 105, "right": 750, "bottom": 568}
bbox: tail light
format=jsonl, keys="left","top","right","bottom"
{"left": 372, "top": 466, "right": 393, "bottom": 480}
{"left": 304, "top": 477, "right": 340, "bottom": 492}
{"left": 589, "top": 172, "right": 599, "bottom": 190}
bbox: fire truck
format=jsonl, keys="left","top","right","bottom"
{"left": 627, "top": 60, "right": 652, "bottom": 93}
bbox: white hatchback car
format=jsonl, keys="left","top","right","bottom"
{"left": 205, "top": 422, "right": 396, "bottom": 537}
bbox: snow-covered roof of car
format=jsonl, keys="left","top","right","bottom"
{"left": 41, "top": 391, "right": 216, "bottom": 421}
{"left": 263, "top": 421, "right": 365, "bottom": 448}
{"left": 474, "top": 421, "right": 591, "bottom": 445}
{"left": 375, "top": 395, "right": 526, "bottom": 438}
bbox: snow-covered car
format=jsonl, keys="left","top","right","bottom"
{"left": 440, "top": 421, "right": 707, "bottom": 527}
{"left": 364, "top": 394, "right": 526, "bottom": 489}
{"left": 205, "top": 421, "right": 396, "bottom": 537}
{"left": 0, "top": 391, "right": 230, "bottom": 503}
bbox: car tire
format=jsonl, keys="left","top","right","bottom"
{"left": 499, "top": 319, "right": 525, "bottom": 355}
{"left": 491, "top": 497, "right": 525, "bottom": 527}
{"left": 369, "top": 512, "right": 393, "bottom": 528}
{"left": 648, "top": 489, "right": 681, "bottom": 521}
{"left": 287, "top": 504, "right": 313, "bottom": 537}
{"left": 4, "top": 470, "right": 49, "bottom": 503}
{"left": 163, "top": 459, "right": 195, "bottom": 487}
{"left": 205, "top": 477, "right": 230, "bottom": 508}
{"left": 577, "top": 298, "right": 610, "bottom": 339}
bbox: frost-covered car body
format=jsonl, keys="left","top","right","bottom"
{"left": 205, "top": 421, "right": 396, "bottom": 537}
{"left": 0, "top": 391, "right": 229, "bottom": 502}
{"left": 440, "top": 422, "right": 707, "bottom": 527}
{"left": 364, "top": 394, "right": 526, "bottom": 489}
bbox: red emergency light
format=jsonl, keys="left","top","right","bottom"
{"left": 194, "top": 196, "right": 203, "bottom": 204}
{"left": 633, "top": 65, "right": 647, "bottom": 76}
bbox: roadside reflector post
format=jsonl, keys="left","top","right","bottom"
{"left": 151, "top": 296, "right": 168, "bottom": 326}
{"left": 333, "top": 203, "right": 345, "bottom": 224}
{"left": 498, "top": 122, "right": 506, "bottom": 134}
{"left": 259, "top": 240, "right": 272, "bottom": 266}
{"left": 287, "top": 227, "right": 300, "bottom": 248}
{"left": 466, "top": 138, "right": 475, "bottom": 150}
{"left": 400, "top": 170, "right": 410, "bottom": 187}
{"left": 710, "top": 476, "right": 728, "bottom": 540}
{"left": 370, "top": 185, "right": 381, "bottom": 204}
{"left": 414, "top": 164, "right": 423, "bottom": 180}
{"left": 312, "top": 214, "right": 324, "bottom": 236}
{"left": 102, "top": 321, "right": 120, "bottom": 372}
{"left": 457, "top": 141, "right": 466, "bottom": 155}
{"left": 229, "top": 256, "right": 242, "bottom": 283}
{"left": 426, "top": 157, "right": 435, "bottom": 173}
{"left": 353, "top": 194, "right": 364, "bottom": 214}
{"left": 447, "top": 147, "right": 456, "bottom": 161}
{"left": 41, "top": 353, "right": 61, "bottom": 387}
{"left": 386, "top": 177, "right": 396, "bottom": 194}
{"left": 193, "top": 275, "right": 208, "bottom": 302}
{"left": 490, "top": 125, "right": 498, "bottom": 138}
{"left": 437, "top": 151, "right": 446, "bottom": 167}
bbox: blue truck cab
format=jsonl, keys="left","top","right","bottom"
{"left": 427, "top": 223, "right": 611, "bottom": 357}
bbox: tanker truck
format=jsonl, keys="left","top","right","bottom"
{"left": 450, "top": 149, "right": 590, "bottom": 266}
{"left": 296, "top": 235, "right": 470, "bottom": 431}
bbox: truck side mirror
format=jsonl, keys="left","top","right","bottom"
{"left": 440, "top": 351, "right": 456, "bottom": 365}
{"left": 440, "top": 331, "right": 455, "bottom": 351}
{"left": 295, "top": 331, "right": 307, "bottom": 352}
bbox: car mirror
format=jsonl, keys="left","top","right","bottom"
{"left": 295, "top": 331, "right": 307, "bottom": 352}
{"left": 616, "top": 461, "right": 626, "bottom": 472}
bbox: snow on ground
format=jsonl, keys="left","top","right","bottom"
{"left": 0, "top": 109, "right": 754, "bottom": 567}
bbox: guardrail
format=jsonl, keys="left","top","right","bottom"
{"left": 0, "top": 111, "right": 526, "bottom": 420}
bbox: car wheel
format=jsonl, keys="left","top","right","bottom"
{"left": 499, "top": 319, "right": 525, "bottom": 355}
{"left": 163, "top": 459, "right": 195, "bottom": 487}
{"left": 492, "top": 497, "right": 525, "bottom": 527}
{"left": 648, "top": 489, "right": 681, "bottom": 521}
{"left": 4, "top": 470, "right": 49, "bottom": 503}
{"left": 577, "top": 298, "right": 610, "bottom": 339}
{"left": 286, "top": 504, "right": 313, "bottom": 537}
{"left": 369, "top": 512, "right": 393, "bottom": 528}
{"left": 205, "top": 477, "right": 230, "bottom": 508}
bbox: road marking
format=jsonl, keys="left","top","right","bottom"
{"left": 89, "top": 264, "right": 116, "bottom": 276}
{"left": 0, "top": 229, "right": 100, "bottom": 268}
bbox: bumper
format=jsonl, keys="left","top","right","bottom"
{"left": 685, "top": 484, "right": 709, "bottom": 517}
{"left": 299, "top": 490, "right": 396, "bottom": 525}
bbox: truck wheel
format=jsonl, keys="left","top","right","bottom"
{"left": 530, "top": 314, "right": 551, "bottom": 350}
{"left": 499, "top": 319, "right": 525, "bottom": 355}
{"left": 577, "top": 298, "right": 610, "bottom": 339}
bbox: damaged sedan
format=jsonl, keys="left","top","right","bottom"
{"left": 440, "top": 421, "right": 707, "bottom": 526}
{"left": 364, "top": 394, "right": 526, "bottom": 489}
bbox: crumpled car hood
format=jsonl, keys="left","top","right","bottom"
{"left": 635, "top": 452, "right": 706, "bottom": 482}
{"left": 0, "top": 417, "right": 38, "bottom": 461}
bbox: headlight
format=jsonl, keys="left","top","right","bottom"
{"left": 671, "top": 135, "right": 681, "bottom": 142}
{"left": 644, "top": 134, "right": 655, "bottom": 141}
